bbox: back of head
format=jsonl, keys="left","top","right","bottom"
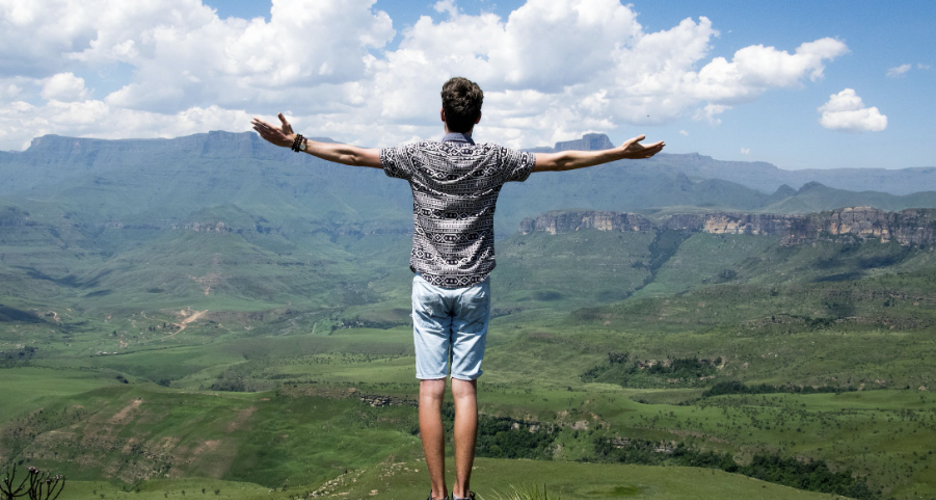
{"left": 441, "top": 77, "right": 483, "bottom": 133}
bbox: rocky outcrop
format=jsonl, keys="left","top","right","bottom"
{"left": 523, "top": 207, "right": 936, "bottom": 247}
{"left": 520, "top": 210, "right": 653, "bottom": 235}
{"left": 663, "top": 212, "right": 817, "bottom": 245}
{"left": 884, "top": 208, "right": 936, "bottom": 246}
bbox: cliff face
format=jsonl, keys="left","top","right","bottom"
{"left": 520, "top": 211, "right": 653, "bottom": 235}
{"left": 522, "top": 207, "right": 936, "bottom": 247}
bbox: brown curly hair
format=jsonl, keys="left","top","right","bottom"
{"left": 441, "top": 77, "right": 483, "bottom": 133}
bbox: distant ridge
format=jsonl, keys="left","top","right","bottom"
{"left": 2, "top": 132, "right": 935, "bottom": 237}
{"left": 528, "top": 132, "right": 936, "bottom": 195}
{"left": 10, "top": 130, "right": 934, "bottom": 196}
{"left": 521, "top": 207, "right": 936, "bottom": 247}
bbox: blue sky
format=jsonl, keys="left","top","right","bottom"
{"left": 1, "top": 0, "right": 933, "bottom": 172}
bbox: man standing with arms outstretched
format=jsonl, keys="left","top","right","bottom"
{"left": 252, "top": 77, "right": 664, "bottom": 500}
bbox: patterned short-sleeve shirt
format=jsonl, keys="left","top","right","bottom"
{"left": 380, "top": 133, "right": 535, "bottom": 288}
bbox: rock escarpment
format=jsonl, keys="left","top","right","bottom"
{"left": 519, "top": 211, "right": 653, "bottom": 235}
{"left": 521, "top": 207, "right": 936, "bottom": 247}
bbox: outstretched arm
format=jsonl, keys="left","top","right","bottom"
{"left": 251, "top": 113, "right": 382, "bottom": 168}
{"left": 533, "top": 135, "right": 664, "bottom": 172}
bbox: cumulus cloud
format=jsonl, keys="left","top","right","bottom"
{"left": 0, "top": 98, "right": 253, "bottom": 150}
{"left": 740, "top": 147, "right": 750, "bottom": 155}
{"left": 0, "top": 0, "right": 851, "bottom": 150}
{"left": 693, "top": 104, "right": 730, "bottom": 125}
{"left": 40, "top": 73, "right": 89, "bottom": 102}
{"left": 818, "top": 88, "right": 887, "bottom": 132}
{"left": 0, "top": 78, "right": 28, "bottom": 103}
{"left": 887, "top": 64, "right": 911, "bottom": 77}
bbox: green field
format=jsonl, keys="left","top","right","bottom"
{"left": 4, "top": 221, "right": 936, "bottom": 500}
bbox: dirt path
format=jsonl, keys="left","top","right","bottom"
{"left": 168, "top": 309, "right": 209, "bottom": 337}
{"left": 110, "top": 398, "right": 144, "bottom": 424}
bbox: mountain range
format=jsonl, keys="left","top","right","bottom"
{"left": 1, "top": 131, "right": 935, "bottom": 238}
{"left": 539, "top": 132, "right": 936, "bottom": 196}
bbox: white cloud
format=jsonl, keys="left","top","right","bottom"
{"left": 818, "top": 88, "right": 887, "bottom": 132}
{"left": 919, "top": 63, "right": 932, "bottom": 70}
{"left": 0, "top": 97, "right": 253, "bottom": 149}
{"left": 686, "top": 38, "right": 848, "bottom": 103}
{"left": 678, "top": 130, "right": 688, "bottom": 136}
{"left": 693, "top": 104, "right": 730, "bottom": 125}
{"left": 41, "top": 73, "right": 89, "bottom": 102}
{"left": 740, "top": 147, "right": 750, "bottom": 155}
{"left": 0, "top": 79, "right": 26, "bottom": 103}
{"left": 433, "top": 0, "right": 459, "bottom": 17}
{"left": 887, "top": 64, "right": 911, "bottom": 78}
{"left": 0, "top": 0, "right": 852, "bottom": 151}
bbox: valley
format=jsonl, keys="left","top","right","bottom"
{"left": 2, "top": 132, "right": 936, "bottom": 499}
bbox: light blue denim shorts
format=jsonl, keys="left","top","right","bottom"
{"left": 411, "top": 273, "right": 491, "bottom": 380}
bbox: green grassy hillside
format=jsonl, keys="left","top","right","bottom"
{"left": 4, "top": 134, "right": 936, "bottom": 499}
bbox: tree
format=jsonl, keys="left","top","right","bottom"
{"left": 1, "top": 465, "right": 65, "bottom": 500}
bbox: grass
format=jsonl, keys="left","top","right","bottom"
{"left": 45, "top": 458, "right": 860, "bottom": 500}
{"left": 2, "top": 381, "right": 423, "bottom": 488}
{"left": 488, "top": 484, "right": 563, "bottom": 500}
{"left": 4, "top": 216, "right": 936, "bottom": 499}
{"left": 0, "top": 366, "right": 122, "bottom": 422}
{"left": 304, "top": 457, "right": 863, "bottom": 500}
{"left": 5, "top": 306, "right": 936, "bottom": 498}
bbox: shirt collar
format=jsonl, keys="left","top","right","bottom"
{"left": 441, "top": 132, "right": 475, "bottom": 145}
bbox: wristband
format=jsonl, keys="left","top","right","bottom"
{"left": 291, "top": 134, "right": 304, "bottom": 152}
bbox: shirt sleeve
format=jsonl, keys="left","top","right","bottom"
{"left": 380, "top": 145, "right": 413, "bottom": 181}
{"left": 501, "top": 147, "right": 535, "bottom": 183}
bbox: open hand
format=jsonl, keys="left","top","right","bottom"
{"left": 620, "top": 135, "right": 665, "bottom": 159}
{"left": 251, "top": 113, "right": 295, "bottom": 148}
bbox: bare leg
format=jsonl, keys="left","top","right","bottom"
{"left": 451, "top": 378, "right": 478, "bottom": 499}
{"left": 420, "top": 378, "right": 448, "bottom": 500}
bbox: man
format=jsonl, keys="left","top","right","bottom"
{"left": 252, "top": 77, "right": 664, "bottom": 500}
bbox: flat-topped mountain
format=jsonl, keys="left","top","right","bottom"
{"left": 529, "top": 133, "right": 936, "bottom": 195}
{"left": 521, "top": 207, "right": 936, "bottom": 247}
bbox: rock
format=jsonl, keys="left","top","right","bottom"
{"left": 522, "top": 207, "right": 936, "bottom": 247}
{"left": 520, "top": 210, "right": 653, "bottom": 235}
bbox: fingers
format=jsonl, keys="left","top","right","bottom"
{"left": 630, "top": 137, "right": 664, "bottom": 149}
{"left": 278, "top": 113, "right": 294, "bottom": 133}
{"left": 251, "top": 117, "right": 276, "bottom": 131}
{"left": 250, "top": 114, "right": 290, "bottom": 132}
{"left": 620, "top": 135, "right": 665, "bottom": 159}
{"left": 251, "top": 115, "right": 294, "bottom": 147}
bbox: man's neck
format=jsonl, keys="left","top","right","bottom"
{"left": 443, "top": 124, "right": 473, "bottom": 137}
{"left": 442, "top": 130, "right": 475, "bottom": 145}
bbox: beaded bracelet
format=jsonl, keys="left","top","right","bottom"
{"left": 291, "top": 133, "right": 305, "bottom": 152}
